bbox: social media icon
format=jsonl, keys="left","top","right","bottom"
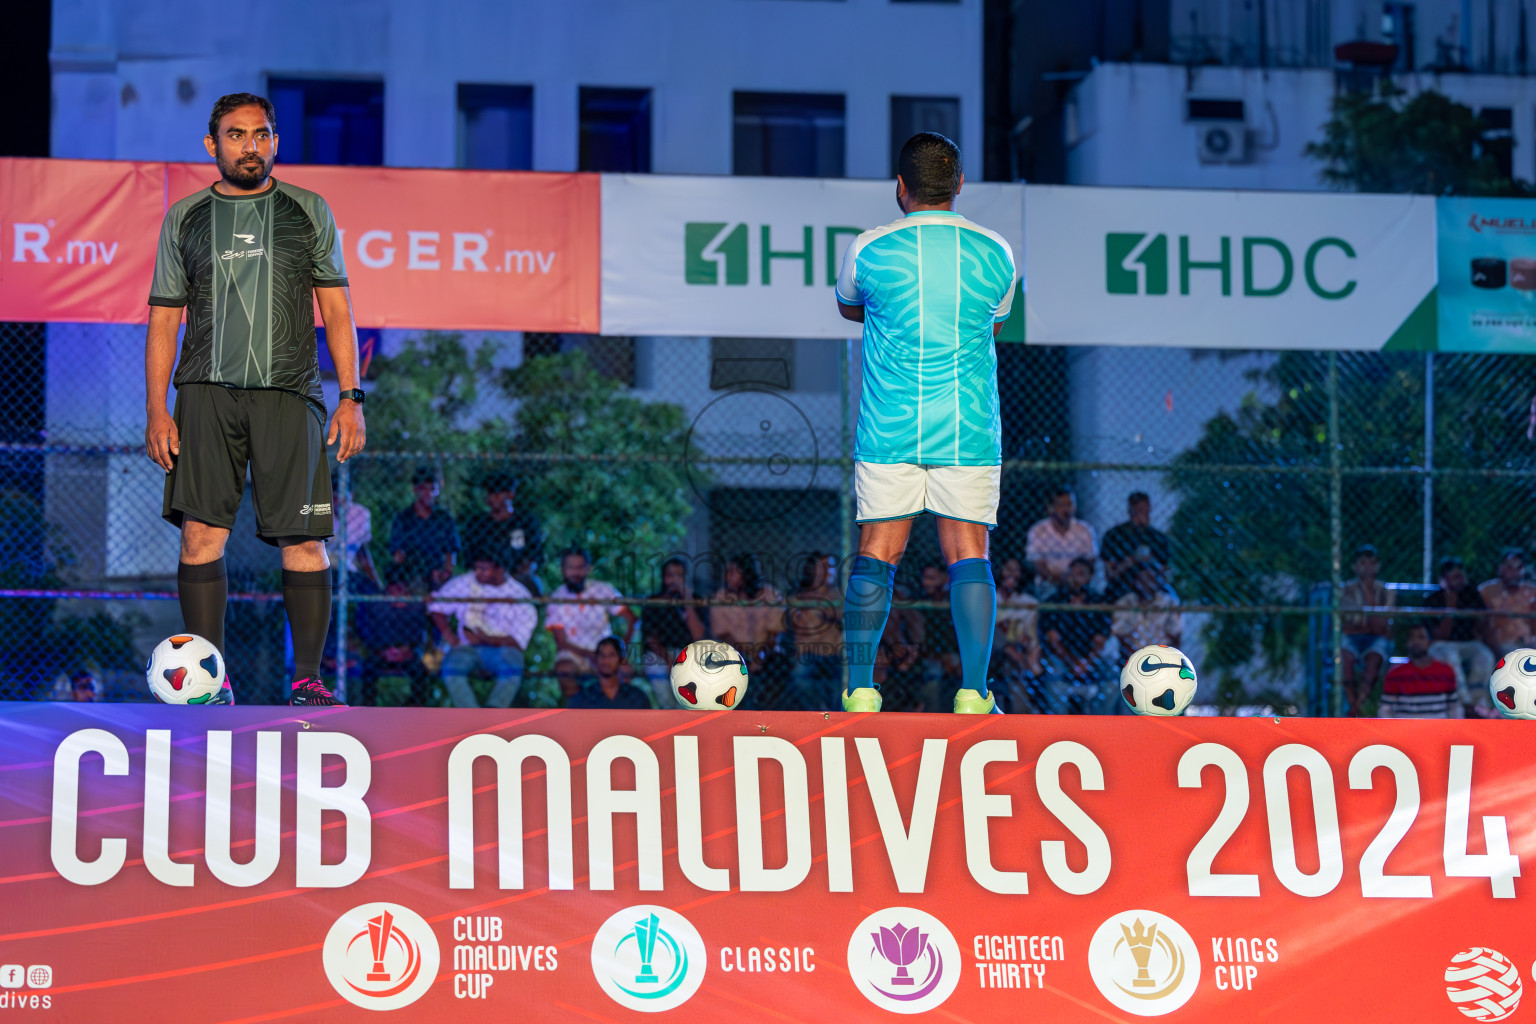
{"left": 0, "top": 965, "right": 22, "bottom": 989}
{"left": 25, "top": 966, "right": 51, "bottom": 990}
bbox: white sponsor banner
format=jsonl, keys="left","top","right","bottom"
{"left": 601, "top": 175, "right": 1024, "bottom": 338}
{"left": 1024, "top": 185, "right": 1437, "bottom": 350}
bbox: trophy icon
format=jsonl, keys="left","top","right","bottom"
{"left": 632, "top": 913, "right": 663, "bottom": 984}
{"left": 366, "top": 910, "right": 396, "bottom": 982}
{"left": 872, "top": 923, "right": 929, "bottom": 986}
{"left": 1121, "top": 919, "right": 1159, "bottom": 988}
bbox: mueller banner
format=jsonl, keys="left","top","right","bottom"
{"left": 1437, "top": 198, "right": 1536, "bottom": 352}
{"left": 1025, "top": 185, "right": 1438, "bottom": 350}
{"left": 2, "top": 703, "right": 1533, "bottom": 1022}
{"left": 600, "top": 175, "right": 1024, "bottom": 339}
{"left": 165, "top": 164, "right": 601, "bottom": 333}
{"left": 0, "top": 158, "right": 165, "bottom": 323}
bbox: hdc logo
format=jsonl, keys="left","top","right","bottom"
{"left": 684, "top": 222, "right": 861, "bottom": 287}
{"left": 1104, "top": 232, "right": 1357, "bottom": 299}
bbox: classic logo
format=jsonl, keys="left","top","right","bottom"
{"left": 1104, "top": 232, "right": 1356, "bottom": 299}
{"left": 1106, "top": 233, "right": 1169, "bottom": 295}
{"left": 1087, "top": 910, "right": 1201, "bottom": 1016}
{"left": 590, "top": 905, "right": 706, "bottom": 1012}
{"left": 845, "top": 907, "right": 961, "bottom": 1014}
{"left": 1444, "top": 947, "right": 1521, "bottom": 1021}
{"left": 300, "top": 503, "right": 333, "bottom": 517}
{"left": 323, "top": 902, "right": 441, "bottom": 1011}
{"left": 685, "top": 222, "right": 861, "bottom": 287}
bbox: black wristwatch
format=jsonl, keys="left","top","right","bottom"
{"left": 338, "top": 388, "right": 365, "bottom": 404}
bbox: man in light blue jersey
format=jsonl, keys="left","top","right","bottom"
{"left": 834, "top": 132, "right": 1016, "bottom": 714}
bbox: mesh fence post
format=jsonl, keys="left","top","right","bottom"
{"left": 1422, "top": 351, "right": 1435, "bottom": 583}
{"left": 1328, "top": 352, "right": 1343, "bottom": 718}
{"left": 336, "top": 457, "right": 350, "bottom": 703}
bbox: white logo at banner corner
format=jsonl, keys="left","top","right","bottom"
{"left": 323, "top": 902, "right": 440, "bottom": 1011}
{"left": 1443, "top": 948, "right": 1521, "bottom": 1021}
{"left": 846, "top": 907, "right": 961, "bottom": 1014}
{"left": 590, "top": 905, "right": 706, "bottom": 1012}
{"left": 1087, "top": 909, "right": 1200, "bottom": 1016}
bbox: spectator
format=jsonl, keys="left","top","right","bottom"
{"left": 1478, "top": 547, "right": 1536, "bottom": 657}
{"left": 1340, "top": 544, "right": 1393, "bottom": 717}
{"left": 711, "top": 553, "right": 787, "bottom": 699}
{"left": 1111, "top": 562, "right": 1182, "bottom": 653}
{"left": 554, "top": 657, "right": 583, "bottom": 707}
{"left": 326, "top": 471, "right": 378, "bottom": 587}
{"left": 1040, "top": 557, "right": 1116, "bottom": 714}
{"left": 994, "top": 557, "right": 1042, "bottom": 713}
{"left": 358, "top": 563, "right": 433, "bottom": 706}
{"left": 568, "top": 637, "right": 654, "bottom": 709}
{"left": 1026, "top": 488, "right": 1097, "bottom": 590}
{"left": 1101, "top": 492, "right": 1171, "bottom": 598}
{"left": 429, "top": 549, "right": 536, "bottom": 708}
{"left": 641, "top": 557, "right": 709, "bottom": 707}
{"left": 879, "top": 581, "right": 925, "bottom": 707}
{"left": 460, "top": 472, "right": 545, "bottom": 596}
{"left": 1426, "top": 556, "right": 1495, "bottom": 715}
{"left": 913, "top": 562, "right": 960, "bottom": 709}
{"left": 787, "top": 552, "right": 842, "bottom": 710}
{"left": 546, "top": 549, "right": 634, "bottom": 675}
{"left": 389, "top": 467, "right": 460, "bottom": 591}
{"left": 1379, "top": 622, "right": 1461, "bottom": 719}
{"left": 71, "top": 670, "right": 101, "bottom": 702}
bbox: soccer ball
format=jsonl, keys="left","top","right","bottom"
{"left": 670, "top": 639, "right": 748, "bottom": 710}
{"left": 1120, "top": 644, "right": 1198, "bottom": 716}
{"left": 1489, "top": 649, "right": 1536, "bottom": 720}
{"left": 146, "top": 634, "right": 229, "bottom": 705}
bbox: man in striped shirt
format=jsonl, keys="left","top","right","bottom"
{"left": 834, "top": 132, "right": 1018, "bottom": 714}
{"left": 1379, "top": 622, "right": 1461, "bottom": 718}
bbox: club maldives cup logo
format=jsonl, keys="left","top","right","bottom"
{"left": 590, "top": 905, "right": 707, "bottom": 1012}
{"left": 322, "top": 902, "right": 441, "bottom": 1011}
{"left": 846, "top": 907, "right": 961, "bottom": 1014}
{"left": 1087, "top": 910, "right": 1201, "bottom": 1016}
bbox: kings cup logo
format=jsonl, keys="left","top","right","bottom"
{"left": 590, "top": 905, "right": 707, "bottom": 1012}
{"left": 846, "top": 907, "right": 960, "bottom": 1014}
{"left": 1087, "top": 909, "right": 1200, "bottom": 1016}
{"left": 323, "top": 902, "right": 440, "bottom": 1011}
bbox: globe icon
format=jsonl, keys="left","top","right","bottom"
{"left": 1445, "top": 948, "right": 1521, "bottom": 1021}
{"left": 26, "top": 965, "right": 49, "bottom": 988}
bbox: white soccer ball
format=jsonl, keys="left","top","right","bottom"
{"left": 146, "top": 634, "right": 228, "bottom": 705}
{"left": 669, "top": 639, "right": 748, "bottom": 710}
{"left": 1444, "top": 947, "right": 1521, "bottom": 1021}
{"left": 1489, "top": 650, "right": 1536, "bottom": 720}
{"left": 1120, "top": 644, "right": 1198, "bottom": 716}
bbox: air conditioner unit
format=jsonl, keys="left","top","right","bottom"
{"left": 1196, "top": 122, "right": 1249, "bottom": 164}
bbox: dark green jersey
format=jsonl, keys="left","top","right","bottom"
{"left": 149, "top": 178, "right": 349, "bottom": 413}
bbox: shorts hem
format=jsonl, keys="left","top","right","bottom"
{"left": 923, "top": 508, "right": 997, "bottom": 529}
{"left": 855, "top": 512, "right": 924, "bottom": 525}
{"left": 164, "top": 504, "right": 238, "bottom": 531}
{"left": 255, "top": 528, "right": 335, "bottom": 547}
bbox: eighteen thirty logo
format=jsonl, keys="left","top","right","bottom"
{"left": 1444, "top": 947, "right": 1521, "bottom": 1021}
{"left": 1104, "top": 233, "right": 1357, "bottom": 299}
{"left": 845, "top": 907, "right": 961, "bottom": 1014}
{"left": 684, "top": 222, "right": 861, "bottom": 287}
{"left": 322, "top": 902, "right": 441, "bottom": 1011}
{"left": 590, "top": 905, "right": 707, "bottom": 1012}
{"left": 1087, "top": 910, "right": 1201, "bottom": 1016}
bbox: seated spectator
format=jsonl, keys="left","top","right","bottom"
{"left": 429, "top": 550, "right": 537, "bottom": 708}
{"left": 1340, "top": 544, "right": 1393, "bottom": 717}
{"left": 994, "top": 557, "right": 1042, "bottom": 713}
{"left": 641, "top": 557, "right": 709, "bottom": 708}
{"left": 390, "top": 466, "right": 460, "bottom": 591}
{"left": 710, "top": 553, "right": 787, "bottom": 686}
{"left": 358, "top": 563, "right": 433, "bottom": 706}
{"left": 1379, "top": 622, "right": 1461, "bottom": 719}
{"left": 326, "top": 471, "right": 378, "bottom": 587}
{"left": 546, "top": 549, "right": 634, "bottom": 674}
{"left": 787, "top": 552, "right": 842, "bottom": 711}
{"left": 1112, "top": 562, "right": 1182, "bottom": 654}
{"left": 914, "top": 562, "right": 960, "bottom": 710}
{"left": 1478, "top": 547, "right": 1536, "bottom": 657}
{"left": 554, "top": 657, "right": 583, "bottom": 707}
{"left": 1026, "top": 488, "right": 1097, "bottom": 592}
{"left": 1040, "top": 557, "right": 1116, "bottom": 714}
{"left": 460, "top": 472, "right": 545, "bottom": 596}
{"left": 1101, "top": 492, "right": 1171, "bottom": 599}
{"left": 71, "top": 669, "right": 101, "bottom": 702}
{"left": 568, "top": 638, "right": 654, "bottom": 709}
{"left": 1426, "top": 556, "right": 1494, "bottom": 715}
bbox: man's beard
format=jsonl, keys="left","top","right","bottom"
{"left": 566, "top": 579, "right": 586, "bottom": 594}
{"left": 217, "top": 151, "right": 272, "bottom": 189}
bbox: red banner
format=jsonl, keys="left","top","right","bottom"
{"left": 2, "top": 703, "right": 1533, "bottom": 1022}
{"left": 0, "top": 158, "right": 600, "bottom": 331}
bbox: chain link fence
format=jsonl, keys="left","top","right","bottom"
{"left": 9, "top": 320, "right": 1536, "bottom": 714}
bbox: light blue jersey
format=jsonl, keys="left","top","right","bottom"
{"left": 836, "top": 210, "right": 1016, "bottom": 467}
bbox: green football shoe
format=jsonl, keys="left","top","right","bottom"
{"left": 954, "top": 688, "right": 1002, "bottom": 714}
{"left": 841, "top": 687, "right": 883, "bottom": 712}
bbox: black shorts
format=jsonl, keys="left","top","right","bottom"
{"left": 162, "top": 384, "right": 333, "bottom": 545}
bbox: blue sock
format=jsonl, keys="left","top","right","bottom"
{"left": 843, "top": 555, "right": 896, "bottom": 691}
{"left": 949, "top": 559, "right": 996, "bottom": 697}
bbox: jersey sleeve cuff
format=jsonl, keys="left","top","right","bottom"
{"left": 835, "top": 290, "right": 863, "bottom": 306}
{"left": 148, "top": 295, "right": 187, "bottom": 307}
{"left": 313, "top": 277, "right": 350, "bottom": 288}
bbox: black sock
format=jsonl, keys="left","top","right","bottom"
{"left": 283, "top": 569, "right": 333, "bottom": 683}
{"left": 178, "top": 559, "right": 228, "bottom": 656}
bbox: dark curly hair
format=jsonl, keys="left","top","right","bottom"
{"left": 897, "top": 131, "right": 962, "bottom": 206}
{"left": 207, "top": 93, "right": 276, "bottom": 139}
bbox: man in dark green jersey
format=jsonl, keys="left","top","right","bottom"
{"left": 144, "top": 93, "right": 366, "bottom": 706}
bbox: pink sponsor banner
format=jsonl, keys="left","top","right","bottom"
{"left": 1, "top": 703, "right": 1533, "bottom": 1021}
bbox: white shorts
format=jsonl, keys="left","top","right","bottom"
{"left": 854, "top": 461, "right": 1000, "bottom": 527}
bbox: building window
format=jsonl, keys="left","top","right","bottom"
{"left": 733, "top": 92, "right": 845, "bottom": 178}
{"left": 579, "top": 87, "right": 651, "bottom": 172}
{"left": 1482, "top": 107, "right": 1514, "bottom": 179}
{"left": 457, "top": 84, "right": 533, "bottom": 170}
{"left": 890, "top": 96, "right": 961, "bottom": 175}
{"left": 267, "top": 78, "right": 384, "bottom": 165}
{"left": 1382, "top": 4, "right": 1416, "bottom": 71}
